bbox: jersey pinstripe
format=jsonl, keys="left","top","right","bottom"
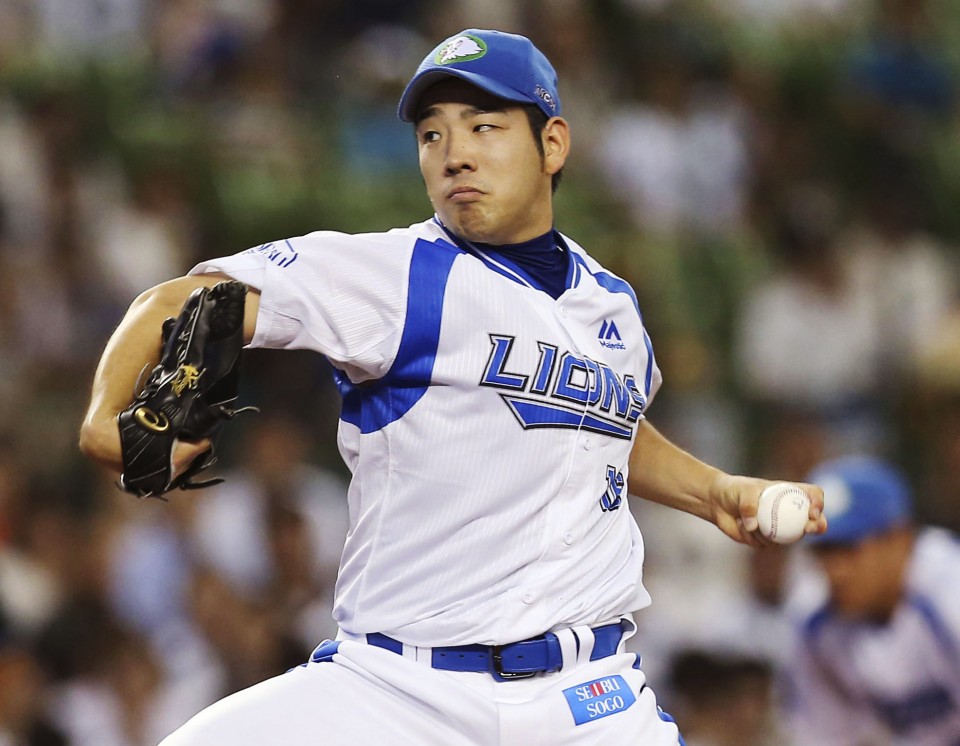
{"left": 190, "top": 217, "right": 662, "bottom": 648}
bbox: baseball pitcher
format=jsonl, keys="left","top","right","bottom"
{"left": 80, "top": 29, "right": 827, "bottom": 745}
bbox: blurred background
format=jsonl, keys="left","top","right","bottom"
{"left": 0, "top": 0, "right": 959, "bottom": 744}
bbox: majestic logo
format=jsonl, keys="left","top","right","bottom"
{"left": 598, "top": 320, "right": 625, "bottom": 350}
{"left": 436, "top": 34, "right": 487, "bottom": 65}
{"left": 563, "top": 675, "right": 636, "bottom": 726}
{"left": 480, "top": 334, "right": 646, "bottom": 440}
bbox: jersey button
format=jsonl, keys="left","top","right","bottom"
{"left": 522, "top": 592, "right": 535, "bottom": 604}
{"left": 563, "top": 532, "right": 575, "bottom": 545}
{"left": 583, "top": 439, "right": 591, "bottom": 451}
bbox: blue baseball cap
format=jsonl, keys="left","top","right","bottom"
{"left": 806, "top": 456, "right": 913, "bottom": 546}
{"left": 398, "top": 29, "right": 561, "bottom": 122}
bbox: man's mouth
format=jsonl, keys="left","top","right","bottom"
{"left": 447, "top": 186, "right": 484, "bottom": 202}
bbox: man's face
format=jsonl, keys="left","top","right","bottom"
{"left": 813, "top": 532, "right": 906, "bottom": 620}
{"left": 415, "top": 79, "right": 560, "bottom": 245}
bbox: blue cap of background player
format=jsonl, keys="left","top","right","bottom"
{"left": 397, "top": 29, "right": 561, "bottom": 122}
{"left": 805, "top": 455, "right": 913, "bottom": 546}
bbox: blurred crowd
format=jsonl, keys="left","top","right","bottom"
{"left": 1, "top": 0, "right": 959, "bottom": 744}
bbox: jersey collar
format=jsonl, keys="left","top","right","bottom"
{"left": 431, "top": 216, "right": 580, "bottom": 294}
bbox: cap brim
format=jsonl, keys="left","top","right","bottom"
{"left": 806, "top": 515, "right": 909, "bottom": 546}
{"left": 806, "top": 522, "right": 863, "bottom": 546}
{"left": 397, "top": 68, "right": 533, "bottom": 122}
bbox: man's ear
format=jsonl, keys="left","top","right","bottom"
{"left": 542, "top": 116, "right": 570, "bottom": 176}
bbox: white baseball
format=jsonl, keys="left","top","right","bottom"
{"left": 757, "top": 483, "right": 811, "bottom": 544}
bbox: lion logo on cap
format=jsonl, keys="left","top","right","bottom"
{"left": 436, "top": 34, "right": 487, "bottom": 65}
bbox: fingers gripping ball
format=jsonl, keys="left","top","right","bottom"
{"left": 117, "top": 280, "right": 258, "bottom": 498}
{"left": 757, "top": 483, "right": 811, "bottom": 544}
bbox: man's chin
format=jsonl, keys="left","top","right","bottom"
{"left": 441, "top": 213, "right": 495, "bottom": 244}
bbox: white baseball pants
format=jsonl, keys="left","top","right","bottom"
{"left": 160, "top": 629, "right": 684, "bottom": 745}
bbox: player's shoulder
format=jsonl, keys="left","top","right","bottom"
{"left": 347, "top": 217, "right": 450, "bottom": 245}
{"left": 270, "top": 219, "right": 457, "bottom": 268}
{"left": 561, "top": 231, "right": 642, "bottom": 315}
{"left": 910, "top": 527, "right": 960, "bottom": 592}
{"left": 291, "top": 218, "right": 439, "bottom": 249}
{"left": 383, "top": 218, "right": 452, "bottom": 244}
{"left": 560, "top": 232, "right": 611, "bottom": 276}
{"left": 287, "top": 221, "right": 429, "bottom": 246}
{"left": 900, "top": 527, "right": 960, "bottom": 641}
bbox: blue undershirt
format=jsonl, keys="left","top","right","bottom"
{"left": 475, "top": 229, "right": 570, "bottom": 300}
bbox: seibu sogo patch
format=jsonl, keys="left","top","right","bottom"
{"left": 562, "top": 675, "right": 636, "bottom": 725}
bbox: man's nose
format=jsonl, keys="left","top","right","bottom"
{"left": 443, "top": 131, "right": 477, "bottom": 175}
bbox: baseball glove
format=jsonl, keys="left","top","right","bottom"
{"left": 117, "top": 280, "right": 258, "bottom": 498}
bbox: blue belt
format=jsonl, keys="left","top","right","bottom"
{"left": 366, "top": 621, "right": 625, "bottom": 681}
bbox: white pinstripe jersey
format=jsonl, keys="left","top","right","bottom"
{"left": 790, "top": 528, "right": 960, "bottom": 746}
{"left": 191, "top": 217, "right": 662, "bottom": 647}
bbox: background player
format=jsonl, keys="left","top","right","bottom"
{"left": 80, "top": 28, "right": 826, "bottom": 744}
{"left": 789, "top": 455, "right": 960, "bottom": 745}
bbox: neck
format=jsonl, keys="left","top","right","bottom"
{"left": 437, "top": 217, "right": 556, "bottom": 250}
{"left": 474, "top": 229, "right": 556, "bottom": 252}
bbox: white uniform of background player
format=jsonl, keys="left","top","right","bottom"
{"left": 79, "top": 28, "right": 825, "bottom": 746}
{"left": 789, "top": 456, "right": 960, "bottom": 746}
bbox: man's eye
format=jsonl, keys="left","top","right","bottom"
{"left": 420, "top": 130, "right": 440, "bottom": 143}
{"left": 474, "top": 124, "right": 496, "bottom": 133}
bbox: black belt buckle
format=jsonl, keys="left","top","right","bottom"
{"left": 492, "top": 644, "right": 537, "bottom": 680}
